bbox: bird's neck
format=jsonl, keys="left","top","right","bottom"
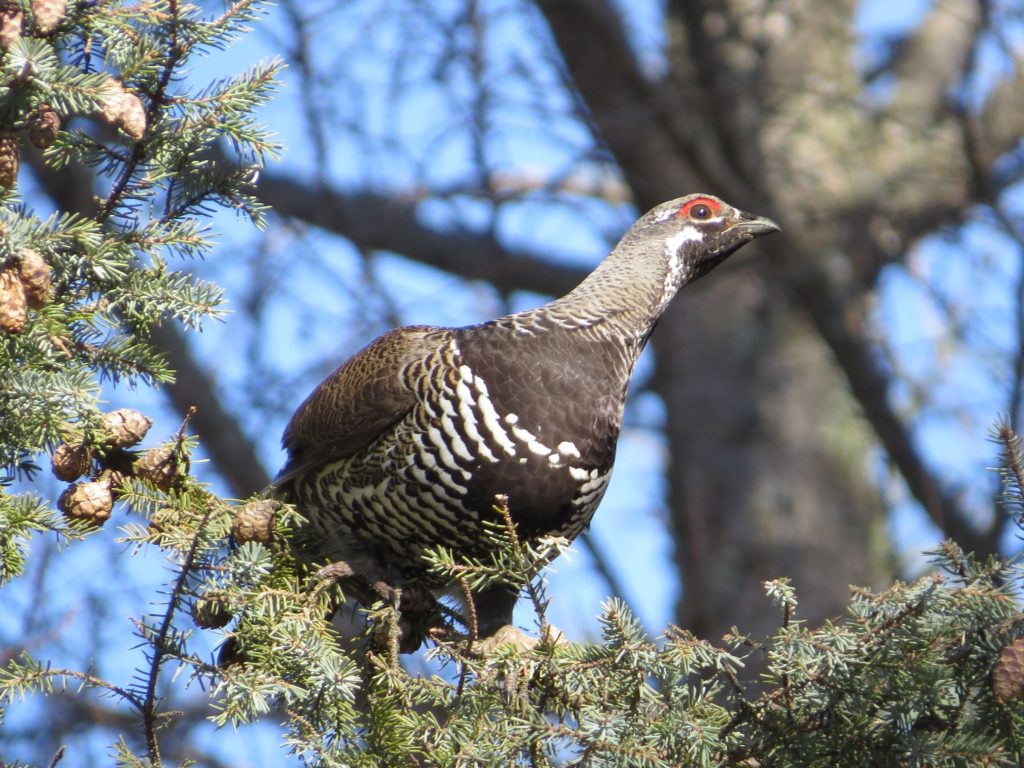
{"left": 540, "top": 242, "right": 681, "bottom": 344}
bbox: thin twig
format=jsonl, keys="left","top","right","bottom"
{"left": 140, "top": 500, "right": 216, "bottom": 766}
{"left": 457, "top": 577, "right": 476, "bottom": 696}
{"left": 18, "top": 667, "right": 146, "bottom": 712}
{"left": 175, "top": 405, "right": 196, "bottom": 443}
{"left": 495, "top": 494, "right": 551, "bottom": 632}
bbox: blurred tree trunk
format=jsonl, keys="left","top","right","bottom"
{"left": 654, "top": 273, "right": 889, "bottom": 639}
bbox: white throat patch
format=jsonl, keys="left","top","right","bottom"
{"left": 658, "top": 225, "right": 704, "bottom": 311}
{"left": 664, "top": 225, "right": 703, "bottom": 255}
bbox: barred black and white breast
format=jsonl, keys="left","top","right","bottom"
{"left": 280, "top": 319, "right": 625, "bottom": 580}
{"left": 277, "top": 193, "right": 779, "bottom": 644}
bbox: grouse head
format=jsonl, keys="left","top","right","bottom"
{"left": 560, "top": 193, "right": 778, "bottom": 325}
{"left": 631, "top": 193, "right": 780, "bottom": 290}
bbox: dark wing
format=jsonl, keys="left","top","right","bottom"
{"left": 275, "top": 325, "right": 438, "bottom": 490}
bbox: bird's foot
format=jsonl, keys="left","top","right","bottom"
{"left": 440, "top": 623, "right": 567, "bottom": 656}
{"left": 475, "top": 624, "right": 538, "bottom": 654}
{"left": 313, "top": 557, "right": 396, "bottom": 606}
{"left": 313, "top": 560, "right": 441, "bottom": 653}
{"left": 391, "top": 584, "right": 441, "bottom": 653}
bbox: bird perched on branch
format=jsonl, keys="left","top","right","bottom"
{"left": 276, "top": 193, "right": 779, "bottom": 650}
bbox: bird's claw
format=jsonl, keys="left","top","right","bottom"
{"left": 435, "top": 623, "right": 568, "bottom": 656}
{"left": 314, "top": 558, "right": 397, "bottom": 604}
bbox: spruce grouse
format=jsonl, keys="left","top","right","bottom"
{"left": 276, "top": 193, "right": 779, "bottom": 649}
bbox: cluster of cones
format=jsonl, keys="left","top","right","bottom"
{"left": 0, "top": 85, "right": 144, "bottom": 190}
{"left": 0, "top": 0, "right": 66, "bottom": 190}
{"left": 0, "top": 0, "right": 147, "bottom": 190}
{"left": 47, "top": 401, "right": 279, "bottom": 630}
{"left": 53, "top": 408, "right": 188, "bottom": 527}
{"left": 0, "top": 0, "right": 66, "bottom": 46}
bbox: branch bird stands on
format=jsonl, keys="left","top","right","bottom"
{"left": 276, "top": 194, "right": 779, "bottom": 652}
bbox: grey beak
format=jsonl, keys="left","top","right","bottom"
{"left": 736, "top": 210, "right": 781, "bottom": 237}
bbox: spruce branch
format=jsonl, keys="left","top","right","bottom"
{"left": 0, "top": 653, "right": 146, "bottom": 712}
{"left": 1, "top": 2, "right": 284, "bottom": 763}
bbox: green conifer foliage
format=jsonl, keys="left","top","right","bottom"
{"left": 0, "top": 0, "right": 280, "bottom": 584}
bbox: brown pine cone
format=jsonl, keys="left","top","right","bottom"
{"left": 30, "top": 0, "right": 65, "bottom": 34}
{"left": 0, "top": 2, "right": 22, "bottom": 50}
{"left": 231, "top": 499, "right": 276, "bottom": 545}
{"left": 18, "top": 248, "right": 52, "bottom": 308}
{"left": 27, "top": 104, "right": 60, "bottom": 149}
{"left": 995, "top": 637, "right": 1024, "bottom": 704}
{"left": 59, "top": 476, "right": 114, "bottom": 526}
{"left": 51, "top": 442, "right": 92, "bottom": 481}
{"left": 101, "top": 408, "right": 153, "bottom": 448}
{"left": 0, "top": 133, "right": 19, "bottom": 189}
{"left": 192, "top": 595, "right": 232, "bottom": 629}
{"left": 116, "top": 92, "right": 146, "bottom": 140}
{"left": 98, "top": 79, "right": 147, "bottom": 141}
{"left": 136, "top": 445, "right": 187, "bottom": 491}
{"left": 0, "top": 267, "right": 27, "bottom": 333}
{"left": 98, "top": 79, "right": 124, "bottom": 124}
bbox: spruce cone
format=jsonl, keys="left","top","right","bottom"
{"left": 51, "top": 442, "right": 92, "bottom": 482}
{"left": 27, "top": 104, "right": 60, "bottom": 149}
{"left": 192, "top": 595, "right": 232, "bottom": 629}
{"left": 100, "top": 408, "right": 152, "bottom": 448}
{"left": 136, "top": 445, "right": 187, "bottom": 491}
{"left": 0, "top": 267, "right": 27, "bottom": 333}
{"left": 231, "top": 499, "right": 276, "bottom": 545}
{"left": 18, "top": 248, "right": 52, "bottom": 308}
{"left": 0, "top": 133, "right": 19, "bottom": 189}
{"left": 98, "top": 79, "right": 146, "bottom": 140}
{"left": 0, "top": 2, "right": 22, "bottom": 50}
{"left": 30, "top": 0, "right": 65, "bottom": 34}
{"left": 116, "top": 92, "right": 146, "bottom": 140}
{"left": 994, "top": 637, "right": 1024, "bottom": 704}
{"left": 59, "top": 476, "right": 114, "bottom": 526}
{"left": 98, "top": 79, "right": 123, "bottom": 124}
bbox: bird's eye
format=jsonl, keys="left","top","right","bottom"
{"left": 674, "top": 196, "right": 722, "bottom": 221}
